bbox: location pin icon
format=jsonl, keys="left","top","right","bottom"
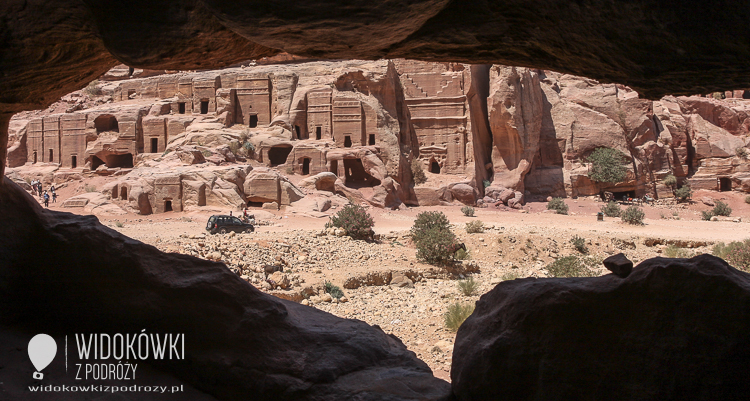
{"left": 28, "top": 334, "right": 57, "bottom": 380}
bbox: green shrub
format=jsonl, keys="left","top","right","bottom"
{"left": 444, "top": 302, "right": 475, "bottom": 332}
{"left": 84, "top": 80, "right": 101, "bottom": 96}
{"left": 457, "top": 276, "right": 478, "bottom": 296}
{"left": 586, "top": 147, "right": 628, "bottom": 184}
{"left": 621, "top": 206, "right": 645, "bottom": 225}
{"left": 712, "top": 92, "right": 725, "bottom": 100}
{"left": 664, "top": 244, "right": 693, "bottom": 258}
{"left": 465, "top": 220, "right": 484, "bottom": 234}
{"left": 546, "top": 256, "right": 594, "bottom": 277}
{"left": 411, "top": 211, "right": 451, "bottom": 243}
{"left": 713, "top": 239, "right": 750, "bottom": 271}
{"left": 736, "top": 147, "right": 748, "bottom": 159}
{"left": 200, "top": 149, "right": 212, "bottom": 157}
{"left": 461, "top": 206, "right": 475, "bottom": 217}
{"left": 455, "top": 247, "right": 471, "bottom": 260}
{"left": 571, "top": 235, "right": 587, "bottom": 253}
{"left": 701, "top": 210, "right": 715, "bottom": 221}
{"left": 411, "top": 159, "right": 427, "bottom": 185}
{"left": 547, "top": 197, "right": 569, "bottom": 215}
{"left": 712, "top": 200, "right": 732, "bottom": 217}
{"left": 330, "top": 202, "right": 375, "bottom": 240}
{"left": 601, "top": 201, "right": 621, "bottom": 217}
{"left": 745, "top": 195, "right": 750, "bottom": 204}
{"left": 662, "top": 174, "right": 677, "bottom": 188}
{"left": 482, "top": 179, "right": 491, "bottom": 188}
{"left": 415, "top": 227, "right": 460, "bottom": 265}
{"left": 674, "top": 185, "right": 692, "bottom": 201}
{"left": 324, "top": 281, "right": 344, "bottom": 300}
{"left": 243, "top": 141, "right": 254, "bottom": 153}
{"left": 115, "top": 221, "right": 124, "bottom": 228}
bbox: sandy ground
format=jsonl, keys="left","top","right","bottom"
{"left": 27, "top": 184, "right": 750, "bottom": 381}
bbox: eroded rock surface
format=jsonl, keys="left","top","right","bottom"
{"left": 452, "top": 254, "right": 750, "bottom": 401}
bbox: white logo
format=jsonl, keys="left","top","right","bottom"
{"left": 28, "top": 334, "right": 57, "bottom": 380}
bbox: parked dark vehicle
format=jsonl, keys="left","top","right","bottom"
{"left": 206, "top": 215, "right": 254, "bottom": 234}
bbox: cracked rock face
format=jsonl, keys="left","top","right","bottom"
{"left": 0, "top": 177, "right": 450, "bottom": 400}
{"left": 452, "top": 254, "right": 750, "bottom": 401}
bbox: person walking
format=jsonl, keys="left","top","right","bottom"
{"left": 43, "top": 191, "right": 49, "bottom": 208}
{"left": 52, "top": 191, "right": 57, "bottom": 203}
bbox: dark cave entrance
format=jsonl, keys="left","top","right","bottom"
{"left": 151, "top": 138, "right": 158, "bottom": 153}
{"left": 344, "top": 135, "right": 352, "bottom": 148}
{"left": 120, "top": 187, "right": 127, "bottom": 200}
{"left": 330, "top": 160, "right": 338, "bottom": 176}
{"left": 719, "top": 177, "right": 732, "bottom": 192}
{"left": 164, "top": 200, "right": 173, "bottom": 212}
{"left": 178, "top": 102, "right": 186, "bottom": 114}
{"left": 71, "top": 155, "right": 77, "bottom": 168}
{"left": 200, "top": 100, "right": 209, "bottom": 114}
{"left": 268, "top": 145, "right": 292, "bottom": 166}
{"left": 343, "top": 159, "right": 380, "bottom": 188}
{"left": 316, "top": 127, "right": 322, "bottom": 140}
{"left": 94, "top": 115, "right": 119, "bottom": 134}
{"left": 430, "top": 160, "right": 441, "bottom": 174}
{"left": 249, "top": 114, "right": 258, "bottom": 128}
{"left": 302, "top": 158, "right": 311, "bottom": 175}
{"left": 369, "top": 134, "right": 375, "bottom": 145}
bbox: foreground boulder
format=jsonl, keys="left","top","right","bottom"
{"left": 0, "top": 177, "right": 449, "bottom": 401}
{"left": 452, "top": 254, "right": 750, "bottom": 401}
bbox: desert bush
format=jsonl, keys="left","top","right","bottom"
{"left": 465, "top": 220, "right": 484, "bottom": 234}
{"left": 85, "top": 184, "right": 97, "bottom": 193}
{"left": 662, "top": 174, "right": 677, "bottom": 188}
{"left": 330, "top": 202, "right": 375, "bottom": 240}
{"left": 501, "top": 271, "right": 521, "bottom": 281}
{"left": 713, "top": 239, "right": 750, "bottom": 271}
{"left": 84, "top": 80, "right": 101, "bottom": 96}
{"left": 712, "top": 200, "right": 732, "bottom": 217}
{"left": 736, "top": 147, "right": 748, "bottom": 159}
{"left": 621, "top": 206, "right": 645, "bottom": 225}
{"left": 546, "top": 256, "right": 594, "bottom": 278}
{"left": 482, "top": 179, "right": 491, "bottom": 188}
{"left": 200, "top": 149, "right": 212, "bottom": 157}
{"left": 547, "top": 197, "right": 569, "bottom": 215}
{"left": 664, "top": 244, "right": 693, "bottom": 258}
{"left": 701, "top": 210, "right": 715, "bottom": 221}
{"left": 444, "top": 302, "right": 475, "bottom": 332}
{"left": 674, "top": 185, "right": 692, "bottom": 201}
{"left": 411, "top": 158, "right": 427, "bottom": 185}
{"left": 712, "top": 92, "right": 726, "bottom": 100}
{"left": 324, "top": 281, "right": 344, "bottom": 300}
{"left": 455, "top": 247, "right": 471, "bottom": 260}
{"left": 586, "top": 147, "right": 628, "bottom": 184}
{"left": 411, "top": 211, "right": 451, "bottom": 243}
{"left": 243, "top": 141, "right": 254, "bottom": 154}
{"left": 228, "top": 141, "right": 241, "bottom": 155}
{"left": 745, "top": 195, "right": 750, "bottom": 204}
{"left": 461, "top": 206, "right": 475, "bottom": 217}
{"left": 601, "top": 201, "right": 621, "bottom": 217}
{"left": 114, "top": 221, "right": 124, "bottom": 228}
{"left": 571, "top": 235, "right": 587, "bottom": 253}
{"left": 457, "top": 276, "right": 479, "bottom": 296}
{"left": 415, "top": 227, "right": 460, "bottom": 265}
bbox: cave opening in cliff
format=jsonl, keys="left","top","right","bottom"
{"left": 249, "top": 115, "right": 258, "bottom": 128}
{"left": 71, "top": 155, "right": 77, "bottom": 168}
{"left": 344, "top": 136, "right": 352, "bottom": 147}
{"left": 94, "top": 115, "right": 119, "bottom": 134}
{"left": 719, "top": 177, "right": 732, "bottom": 191}
{"left": 744, "top": 91, "right": 750, "bottom": 100}
{"left": 344, "top": 158, "right": 380, "bottom": 188}
{"left": 330, "top": 160, "right": 338, "bottom": 175}
{"left": 302, "top": 158, "right": 311, "bottom": 175}
{"left": 91, "top": 156, "right": 104, "bottom": 170}
{"left": 369, "top": 134, "right": 375, "bottom": 145}
{"left": 430, "top": 160, "right": 441, "bottom": 174}
{"left": 164, "top": 200, "right": 173, "bottom": 212}
{"left": 33, "top": 151, "right": 37, "bottom": 163}
{"left": 611, "top": 190, "right": 636, "bottom": 200}
{"left": 48, "top": 149, "right": 54, "bottom": 162}
{"left": 150, "top": 138, "right": 158, "bottom": 153}
{"left": 200, "top": 100, "right": 209, "bottom": 114}
{"left": 268, "top": 145, "right": 292, "bottom": 166}
{"left": 178, "top": 102, "right": 186, "bottom": 114}
{"left": 105, "top": 153, "right": 134, "bottom": 169}
{"left": 295, "top": 125, "right": 301, "bottom": 139}
{"left": 120, "top": 187, "right": 127, "bottom": 200}
{"left": 316, "top": 127, "right": 322, "bottom": 140}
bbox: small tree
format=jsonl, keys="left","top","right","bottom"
{"left": 547, "top": 197, "right": 569, "bottom": 215}
{"left": 329, "top": 202, "right": 374, "bottom": 239}
{"left": 674, "top": 185, "right": 692, "bottom": 202}
{"left": 587, "top": 147, "right": 628, "bottom": 184}
{"left": 621, "top": 205, "right": 645, "bottom": 225}
{"left": 662, "top": 174, "right": 677, "bottom": 190}
{"left": 411, "top": 211, "right": 451, "bottom": 243}
{"left": 712, "top": 201, "right": 732, "bottom": 217}
{"left": 601, "top": 201, "right": 621, "bottom": 217}
{"left": 415, "top": 226, "right": 460, "bottom": 265}
{"left": 411, "top": 158, "right": 427, "bottom": 185}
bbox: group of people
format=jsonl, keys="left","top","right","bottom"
{"left": 30, "top": 179, "right": 57, "bottom": 208}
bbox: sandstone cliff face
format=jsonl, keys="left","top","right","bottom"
{"left": 6, "top": 60, "right": 750, "bottom": 212}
